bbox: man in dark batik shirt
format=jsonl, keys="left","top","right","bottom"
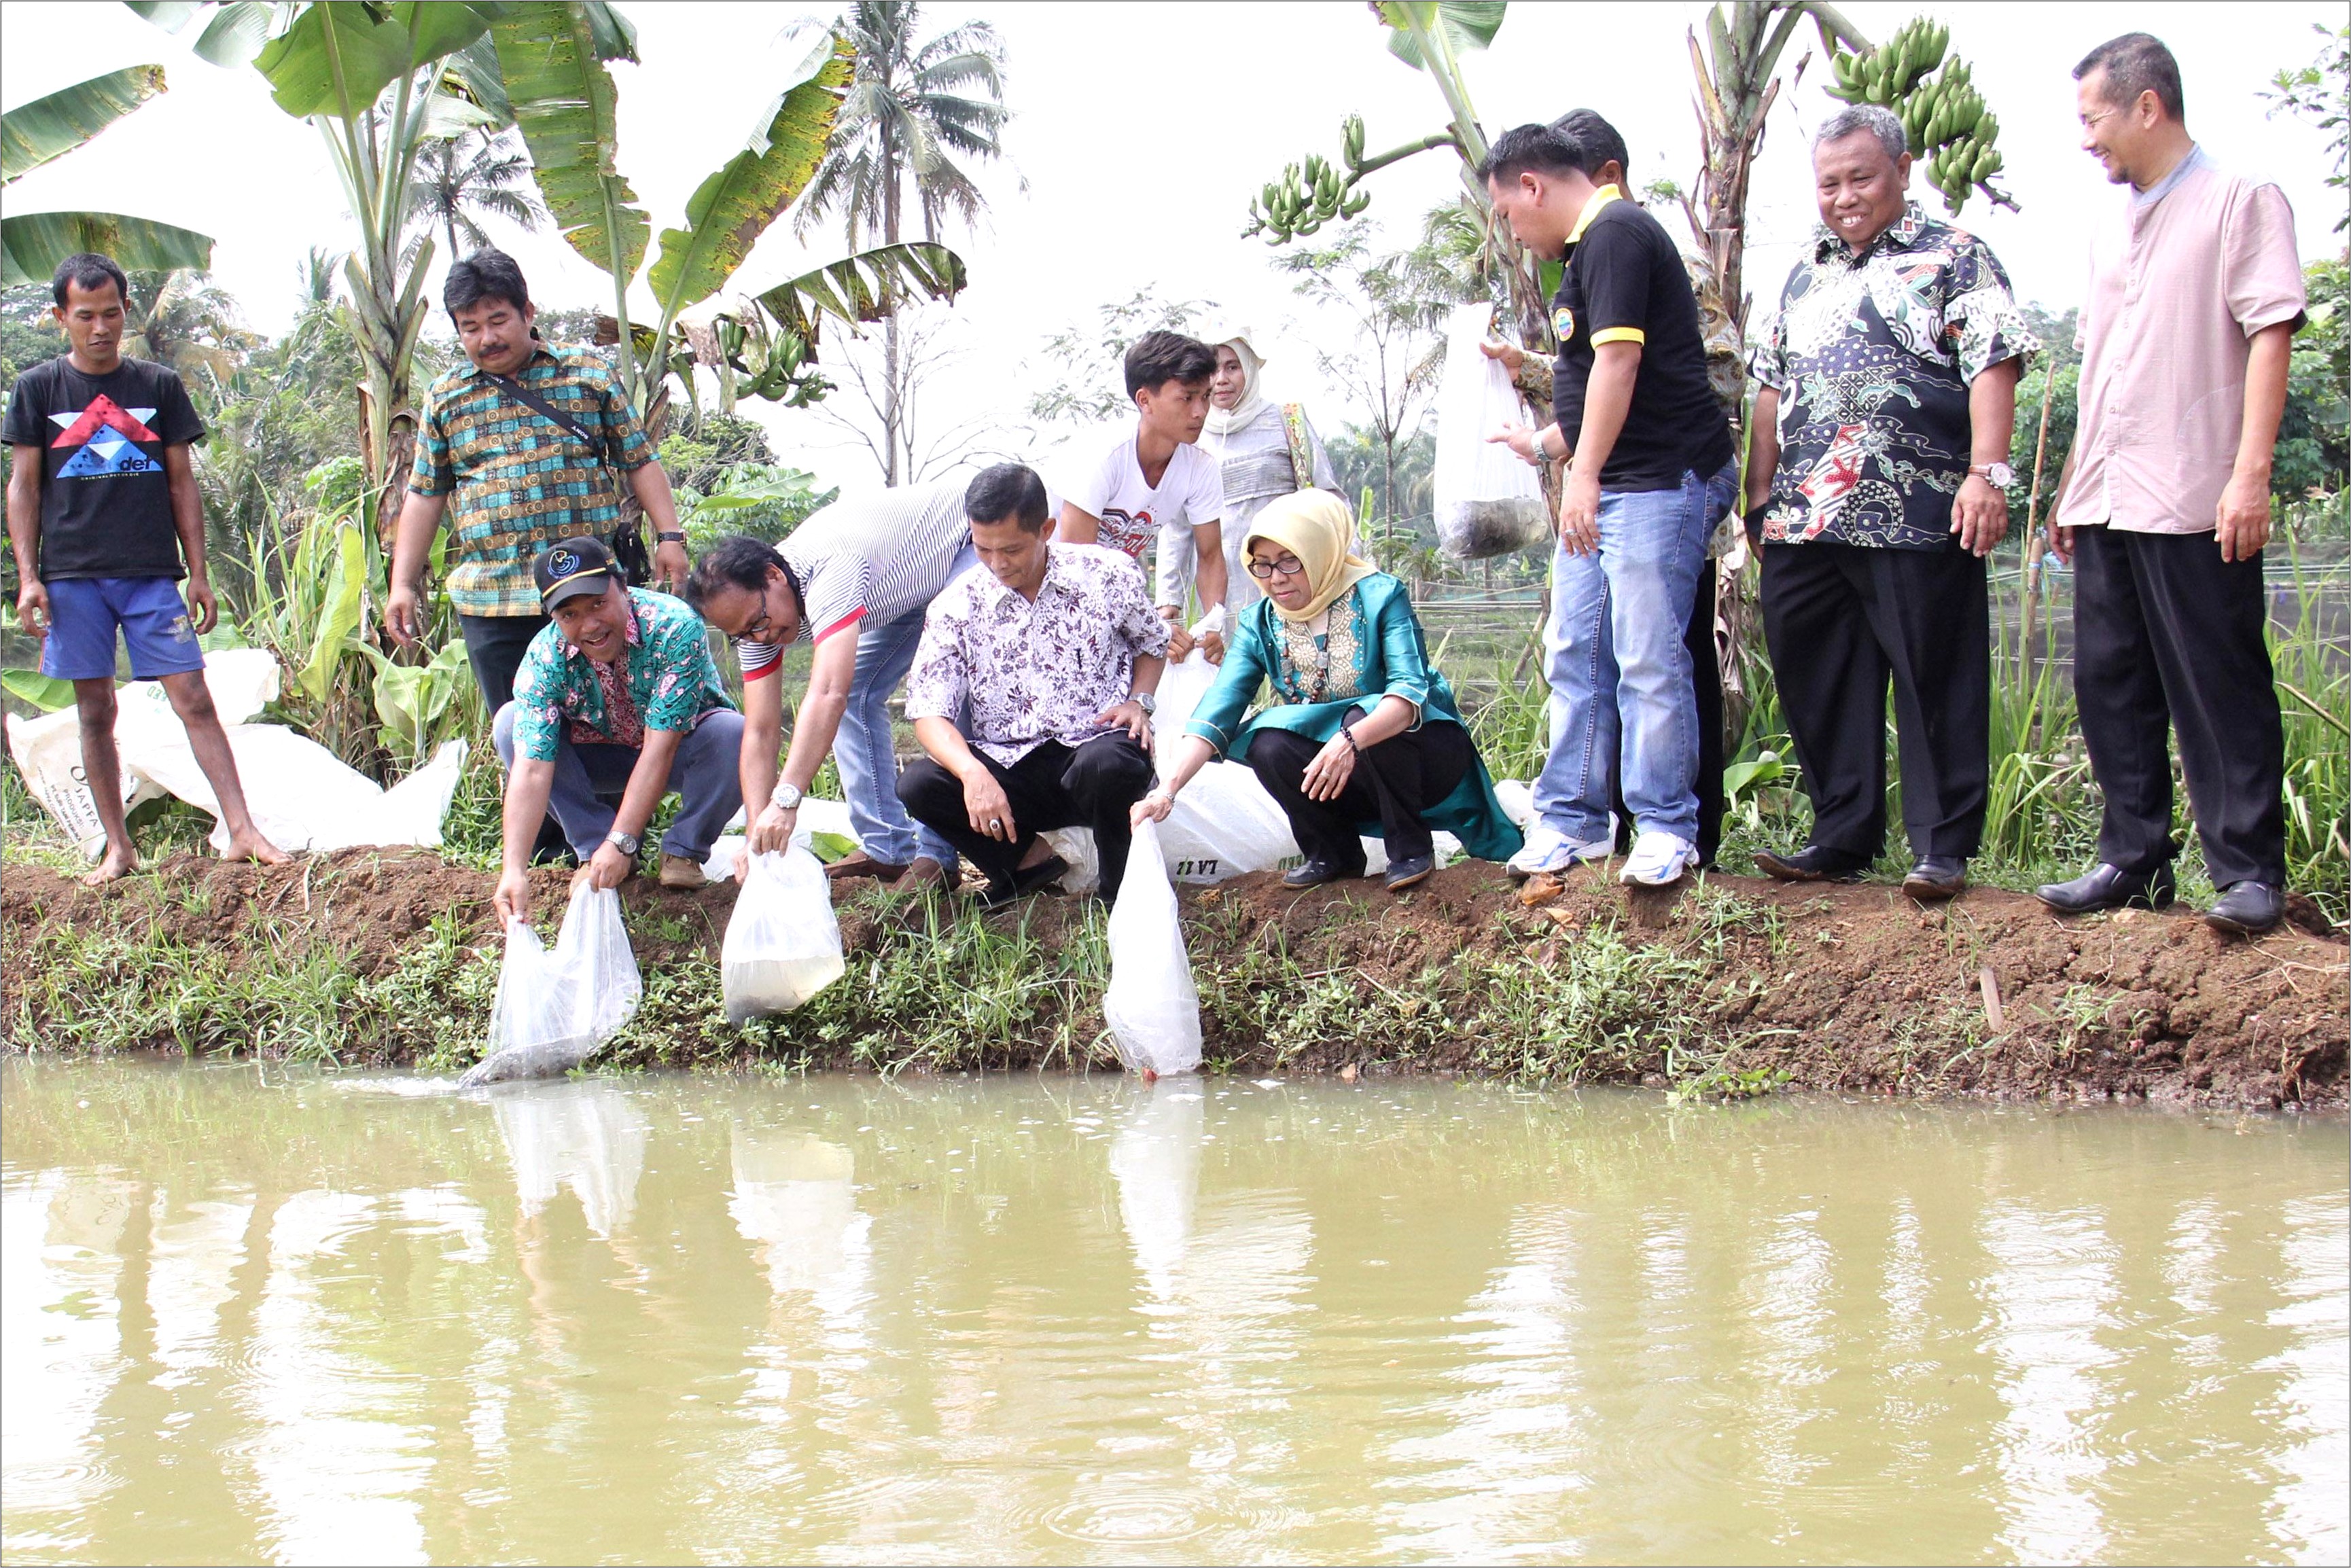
{"left": 1746, "top": 104, "right": 2035, "bottom": 901}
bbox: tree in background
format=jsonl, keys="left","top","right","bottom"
{"left": 401, "top": 128, "right": 544, "bottom": 268}
{"left": 792, "top": 0, "right": 1011, "bottom": 480}
{"left": 1272, "top": 221, "right": 1477, "bottom": 543}
{"left": 1023, "top": 289, "right": 1216, "bottom": 428}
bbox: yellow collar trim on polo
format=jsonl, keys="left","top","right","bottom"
{"left": 1568, "top": 183, "right": 1625, "bottom": 245}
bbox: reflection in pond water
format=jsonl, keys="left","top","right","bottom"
{"left": 1, "top": 1059, "right": 2342, "bottom": 1566}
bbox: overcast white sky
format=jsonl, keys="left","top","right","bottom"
{"left": 4, "top": 1, "right": 2342, "bottom": 495}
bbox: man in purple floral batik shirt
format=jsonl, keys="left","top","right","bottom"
{"left": 898, "top": 463, "right": 1170, "bottom": 908}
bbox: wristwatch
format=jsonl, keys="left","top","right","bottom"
{"left": 656, "top": 530, "right": 686, "bottom": 544}
{"left": 1129, "top": 690, "right": 1156, "bottom": 716}
{"left": 1970, "top": 461, "right": 2017, "bottom": 489}
{"left": 605, "top": 828, "right": 641, "bottom": 856}
{"left": 771, "top": 781, "right": 803, "bottom": 811}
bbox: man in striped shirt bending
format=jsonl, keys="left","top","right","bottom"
{"left": 686, "top": 476, "right": 978, "bottom": 889}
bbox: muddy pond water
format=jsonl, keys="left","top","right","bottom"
{"left": 4, "top": 1059, "right": 2344, "bottom": 1566}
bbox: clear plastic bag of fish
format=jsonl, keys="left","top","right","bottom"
{"left": 1102, "top": 819, "right": 1203, "bottom": 1075}
{"left": 722, "top": 847, "right": 846, "bottom": 1024}
{"left": 461, "top": 885, "right": 642, "bottom": 1086}
{"left": 1433, "top": 301, "right": 1551, "bottom": 559}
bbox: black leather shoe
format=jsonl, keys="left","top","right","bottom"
{"left": 1384, "top": 854, "right": 1435, "bottom": 892}
{"left": 1282, "top": 857, "right": 1359, "bottom": 889}
{"left": 1753, "top": 844, "right": 1869, "bottom": 883}
{"left": 1902, "top": 855, "right": 1968, "bottom": 900}
{"left": 977, "top": 853, "right": 1067, "bottom": 909}
{"left": 2205, "top": 880, "right": 2284, "bottom": 936}
{"left": 2035, "top": 861, "right": 2176, "bottom": 914}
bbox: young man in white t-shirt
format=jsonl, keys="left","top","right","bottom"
{"left": 1057, "top": 331, "right": 1228, "bottom": 660}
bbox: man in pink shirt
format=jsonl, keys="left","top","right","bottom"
{"left": 2039, "top": 33, "right": 2305, "bottom": 936}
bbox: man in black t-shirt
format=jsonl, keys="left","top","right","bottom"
{"left": 5, "top": 253, "right": 285, "bottom": 884}
{"left": 1481, "top": 121, "right": 1739, "bottom": 889}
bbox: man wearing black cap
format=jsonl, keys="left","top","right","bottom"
{"left": 489, "top": 537, "right": 744, "bottom": 923}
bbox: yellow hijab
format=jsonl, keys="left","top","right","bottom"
{"left": 1245, "top": 488, "right": 1375, "bottom": 625}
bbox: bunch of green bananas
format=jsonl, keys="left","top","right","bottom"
{"left": 1826, "top": 17, "right": 2009, "bottom": 217}
{"left": 1826, "top": 16, "right": 1948, "bottom": 106}
{"left": 1243, "top": 115, "right": 1373, "bottom": 242}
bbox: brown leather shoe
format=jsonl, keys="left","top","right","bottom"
{"left": 896, "top": 855, "right": 951, "bottom": 893}
{"left": 824, "top": 850, "right": 908, "bottom": 883}
{"left": 658, "top": 853, "right": 705, "bottom": 890}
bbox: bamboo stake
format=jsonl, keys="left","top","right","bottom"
{"left": 2017, "top": 363, "right": 2059, "bottom": 722}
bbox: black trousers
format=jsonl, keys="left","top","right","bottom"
{"left": 897, "top": 733, "right": 1156, "bottom": 904}
{"left": 2072, "top": 525, "right": 2285, "bottom": 889}
{"left": 1614, "top": 563, "right": 1724, "bottom": 865}
{"left": 1246, "top": 716, "right": 1475, "bottom": 871}
{"left": 458, "top": 611, "right": 552, "bottom": 710}
{"left": 461, "top": 611, "right": 573, "bottom": 861}
{"left": 1761, "top": 539, "right": 1990, "bottom": 861}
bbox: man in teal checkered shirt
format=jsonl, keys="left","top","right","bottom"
{"left": 385, "top": 249, "right": 690, "bottom": 721}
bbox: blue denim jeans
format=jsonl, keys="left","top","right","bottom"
{"left": 493, "top": 703, "right": 746, "bottom": 861}
{"left": 1533, "top": 461, "right": 1738, "bottom": 844}
{"left": 834, "top": 541, "right": 978, "bottom": 867}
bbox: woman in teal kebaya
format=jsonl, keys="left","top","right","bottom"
{"left": 1133, "top": 489, "right": 1521, "bottom": 891}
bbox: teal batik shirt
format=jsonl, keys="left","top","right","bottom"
{"left": 508, "top": 589, "right": 733, "bottom": 762}
{"left": 1184, "top": 572, "right": 1523, "bottom": 863}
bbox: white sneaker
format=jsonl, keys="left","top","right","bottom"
{"left": 1508, "top": 824, "right": 1613, "bottom": 880}
{"left": 1619, "top": 830, "right": 1699, "bottom": 886}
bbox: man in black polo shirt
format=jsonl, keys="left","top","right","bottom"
{"left": 1483, "top": 121, "right": 1738, "bottom": 887}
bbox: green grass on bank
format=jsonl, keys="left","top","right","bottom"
{"left": 4, "top": 851, "right": 1793, "bottom": 1099}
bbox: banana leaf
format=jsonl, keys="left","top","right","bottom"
{"left": 1, "top": 669, "right": 77, "bottom": 713}
{"left": 1, "top": 211, "right": 212, "bottom": 287}
{"left": 493, "top": 1, "right": 648, "bottom": 285}
{"left": 250, "top": 1, "right": 501, "bottom": 120}
{"left": 124, "top": 1, "right": 286, "bottom": 69}
{"left": 745, "top": 241, "right": 966, "bottom": 349}
{"left": 1, "top": 65, "right": 169, "bottom": 184}
{"left": 1377, "top": 1, "right": 1507, "bottom": 69}
{"left": 300, "top": 517, "right": 368, "bottom": 703}
{"left": 642, "top": 34, "right": 853, "bottom": 323}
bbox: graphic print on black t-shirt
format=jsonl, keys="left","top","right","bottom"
{"left": 1, "top": 357, "right": 203, "bottom": 582}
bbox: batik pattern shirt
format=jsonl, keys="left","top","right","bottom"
{"left": 905, "top": 544, "right": 1171, "bottom": 767}
{"left": 1750, "top": 202, "right": 2036, "bottom": 549}
{"left": 410, "top": 345, "right": 656, "bottom": 615}
{"left": 508, "top": 588, "right": 734, "bottom": 762}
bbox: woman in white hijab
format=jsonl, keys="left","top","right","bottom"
{"left": 1155, "top": 328, "right": 1339, "bottom": 636}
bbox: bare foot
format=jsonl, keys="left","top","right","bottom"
{"left": 82, "top": 842, "right": 138, "bottom": 887}
{"left": 226, "top": 828, "right": 291, "bottom": 866}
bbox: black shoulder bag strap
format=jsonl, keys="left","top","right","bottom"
{"left": 488, "top": 372, "right": 652, "bottom": 586}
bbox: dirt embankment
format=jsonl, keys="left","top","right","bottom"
{"left": 3, "top": 849, "right": 2344, "bottom": 1109}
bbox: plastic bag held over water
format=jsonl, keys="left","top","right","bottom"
{"left": 722, "top": 847, "right": 847, "bottom": 1023}
{"left": 1102, "top": 819, "right": 1203, "bottom": 1075}
{"left": 1433, "top": 302, "right": 1551, "bottom": 559}
{"left": 461, "top": 886, "right": 643, "bottom": 1085}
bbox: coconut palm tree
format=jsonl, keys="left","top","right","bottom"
{"left": 402, "top": 128, "right": 543, "bottom": 268}
{"left": 792, "top": 0, "right": 1010, "bottom": 480}
{"left": 123, "top": 268, "right": 257, "bottom": 400}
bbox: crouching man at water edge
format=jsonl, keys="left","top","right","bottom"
{"left": 896, "top": 463, "right": 1169, "bottom": 908}
{"left": 490, "top": 537, "right": 743, "bottom": 923}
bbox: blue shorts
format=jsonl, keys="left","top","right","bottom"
{"left": 38, "top": 576, "right": 204, "bottom": 681}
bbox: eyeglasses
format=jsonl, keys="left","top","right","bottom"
{"left": 1246, "top": 555, "right": 1307, "bottom": 580}
{"left": 727, "top": 600, "right": 777, "bottom": 649}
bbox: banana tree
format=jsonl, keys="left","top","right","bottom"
{"left": 1, "top": 64, "right": 214, "bottom": 285}
{"left": 128, "top": 0, "right": 508, "bottom": 536}
{"left": 493, "top": 7, "right": 967, "bottom": 443}
{"left": 1243, "top": 3, "right": 1554, "bottom": 343}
